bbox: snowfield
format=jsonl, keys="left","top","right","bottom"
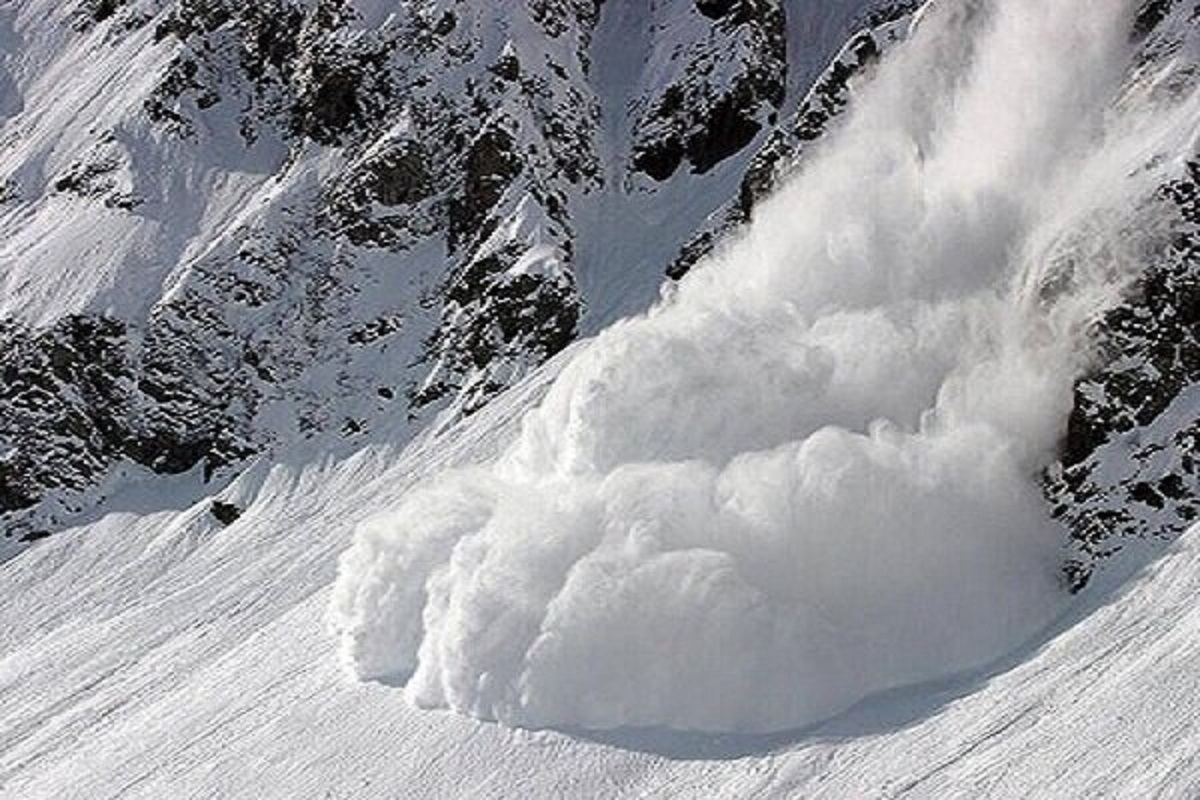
{"left": 2, "top": 370, "right": 1200, "bottom": 798}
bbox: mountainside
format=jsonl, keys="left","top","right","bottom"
{"left": 0, "top": 0, "right": 907, "bottom": 550}
{"left": 3, "top": 0, "right": 1200, "bottom": 796}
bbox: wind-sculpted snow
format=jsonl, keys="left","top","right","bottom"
{"left": 330, "top": 0, "right": 1198, "bottom": 733}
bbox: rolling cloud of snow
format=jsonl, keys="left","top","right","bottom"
{"left": 329, "top": 0, "right": 1197, "bottom": 733}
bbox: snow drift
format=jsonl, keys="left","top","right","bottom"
{"left": 329, "top": 0, "right": 1193, "bottom": 733}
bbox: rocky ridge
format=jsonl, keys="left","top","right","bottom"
{"left": 1, "top": 0, "right": 1198, "bottom": 593}
{"left": 1043, "top": 0, "right": 1200, "bottom": 587}
{"left": 0, "top": 0, "right": 888, "bottom": 545}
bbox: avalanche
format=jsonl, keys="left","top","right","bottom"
{"left": 3, "top": 0, "right": 1200, "bottom": 796}
{"left": 330, "top": 0, "right": 1199, "bottom": 733}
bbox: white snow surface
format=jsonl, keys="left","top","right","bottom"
{"left": 4, "top": 362, "right": 1200, "bottom": 798}
{"left": 328, "top": 0, "right": 1200, "bottom": 733}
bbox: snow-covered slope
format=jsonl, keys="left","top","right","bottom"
{"left": 3, "top": 368, "right": 1200, "bottom": 799}
{"left": 3, "top": 0, "right": 1200, "bottom": 796}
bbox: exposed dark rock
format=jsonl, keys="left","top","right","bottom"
{"left": 670, "top": 16, "right": 901, "bottom": 278}
{"left": 289, "top": 16, "right": 395, "bottom": 146}
{"left": 323, "top": 139, "right": 442, "bottom": 249}
{"left": 366, "top": 146, "right": 432, "bottom": 207}
{"left": 529, "top": 0, "right": 602, "bottom": 39}
{"left": 348, "top": 316, "right": 403, "bottom": 346}
{"left": 144, "top": 56, "right": 208, "bottom": 135}
{"left": 148, "top": 0, "right": 393, "bottom": 146}
{"left": 632, "top": 138, "right": 686, "bottom": 183}
{"left": 1133, "top": 0, "right": 1178, "bottom": 41}
{"left": 54, "top": 157, "right": 119, "bottom": 197}
{"left": 0, "top": 220, "right": 371, "bottom": 526}
{"left": 448, "top": 126, "right": 523, "bottom": 252}
{"left": 491, "top": 50, "right": 521, "bottom": 82}
{"left": 237, "top": 4, "right": 305, "bottom": 81}
{"left": 695, "top": 0, "right": 739, "bottom": 20}
{"left": 1061, "top": 165, "right": 1200, "bottom": 466}
{"left": 0, "top": 315, "right": 136, "bottom": 516}
{"left": 210, "top": 500, "right": 243, "bottom": 525}
{"left": 1046, "top": 158, "right": 1200, "bottom": 589}
{"left": 433, "top": 11, "right": 456, "bottom": 36}
{"left": 630, "top": 0, "right": 785, "bottom": 181}
{"left": 155, "top": 0, "right": 234, "bottom": 41}
{"left": 415, "top": 242, "right": 580, "bottom": 414}
{"left": 685, "top": 85, "right": 763, "bottom": 175}
{"left": 79, "top": 0, "right": 128, "bottom": 25}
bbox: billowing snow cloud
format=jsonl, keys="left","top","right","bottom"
{"left": 329, "top": 0, "right": 1191, "bottom": 733}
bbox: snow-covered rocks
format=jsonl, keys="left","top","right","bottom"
{"left": 1, "top": 0, "right": 904, "bottom": 548}
{"left": 627, "top": 0, "right": 786, "bottom": 182}
{"left": 1044, "top": 4, "right": 1200, "bottom": 588}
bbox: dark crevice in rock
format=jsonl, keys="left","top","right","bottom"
{"left": 448, "top": 126, "right": 523, "bottom": 253}
{"left": 1133, "top": 0, "right": 1179, "bottom": 41}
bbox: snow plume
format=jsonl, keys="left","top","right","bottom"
{"left": 330, "top": 0, "right": 1193, "bottom": 733}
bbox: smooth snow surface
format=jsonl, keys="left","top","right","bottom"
{"left": 330, "top": 0, "right": 1197, "bottom": 733}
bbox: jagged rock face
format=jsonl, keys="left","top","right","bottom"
{"left": 4, "top": 0, "right": 1198, "bottom": 584}
{"left": 5, "top": 0, "right": 891, "bottom": 542}
{"left": 1133, "top": 0, "right": 1180, "bottom": 40}
{"left": 1042, "top": 1, "right": 1200, "bottom": 589}
{"left": 0, "top": 316, "right": 133, "bottom": 519}
{"left": 413, "top": 230, "right": 580, "bottom": 413}
{"left": 144, "top": 0, "right": 391, "bottom": 144}
{"left": 668, "top": 4, "right": 914, "bottom": 279}
{"left": 1, "top": 0, "right": 616, "bottom": 538}
{"left": 1048, "top": 159, "right": 1200, "bottom": 589}
{"left": 628, "top": 0, "right": 786, "bottom": 182}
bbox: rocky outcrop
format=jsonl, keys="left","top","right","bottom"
{"left": 16, "top": 0, "right": 1198, "bottom": 589}
{"left": 0, "top": 305, "right": 255, "bottom": 541}
{"left": 630, "top": 0, "right": 786, "bottom": 182}
{"left": 1038, "top": 1, "right": 1200, "bottom": 589}
{"left": 144, "top": 0, "right": 391, "bottom": 144}
{"left": 1047, "top": 159, "right": 1200, "bottom": 589}
{"left": 669, "top": 5, "right": 914, "bottom": 278}
{"left": 414, "top": 246, "right": 578, "bottom": 412}
{"left": 4, "top": 0, "right": 611, "bottom": 540}
{"left": 52, "top": 132, "right": 142, "bottom": 209}
{"left": 0, "top": 316, "right": 133, "bottom": 519}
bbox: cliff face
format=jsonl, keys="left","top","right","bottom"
{"left": 1049, "top": 155, "right": 1200, "bottom": 589}
{"left": 1, "top": 0, "right": 1199, "bottom": 592}
{"left": 1046, "top": 1, "right": 1200, "bottom": 587}
{"left": 0, "top": 0, "right": 891, "bottom": 546}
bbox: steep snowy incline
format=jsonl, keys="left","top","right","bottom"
{"left": 2, "top": 372, "right": 1200, "bottom": 798}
